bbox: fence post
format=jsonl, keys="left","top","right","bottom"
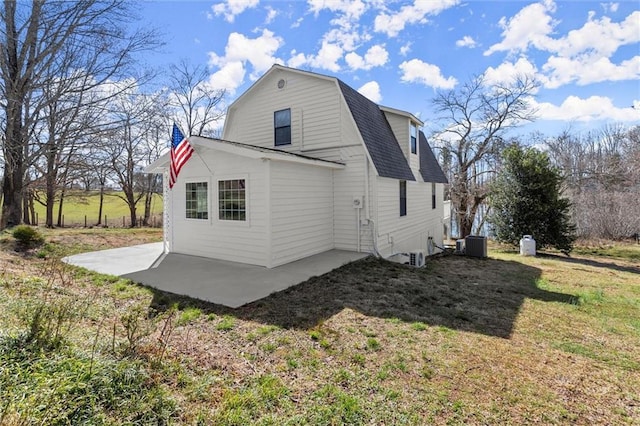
{"left": 62, "top": 215, "right": 64, "bottom": 228}
{"left": 104, "top": 215, "right": 107, "bottom": 227}
{"left": 84, "top": 215, "right": 87, "bottom": 227}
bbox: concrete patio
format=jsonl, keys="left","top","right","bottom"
{"left": 63, "top": 245, "right": 369, "bottom": 308}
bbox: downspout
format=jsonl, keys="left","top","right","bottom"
{"left": 364, "top": 155, "right": 370, "bottom": 221}
{"left": 166, "top": 169, "right": 172, "bottom": 254}
{"left": 357, "top": 207, "right": 361, "bottom": 252}
{"left": 364, "top": 155, "right": 382, "bottom": 257}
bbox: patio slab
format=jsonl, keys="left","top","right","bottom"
{"left": 63, "top": 242, "right": 165, "bottom": 276}
{"left": 64, "top": 245, "right": 368, "bottom": 308}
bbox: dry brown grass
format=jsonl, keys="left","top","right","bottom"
{"left": 1, "top": 229, "right": 638, "bottom": 424}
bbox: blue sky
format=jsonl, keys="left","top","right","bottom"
{"left": 140, "top": 0, "right": 639, "bottom": 136}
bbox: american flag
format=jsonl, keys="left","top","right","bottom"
{"left": 169, "top": 124, "right": 194, "bottom": 189}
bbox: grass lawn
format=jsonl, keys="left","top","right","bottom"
{"left": 28, "top": 190, "right": 163, "bottom": 227}
{"left": 0, "top": 228, "right": 638, "bottom": 425}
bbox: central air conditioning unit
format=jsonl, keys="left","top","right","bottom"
{"left": 409, "top": 250, "right": 425, "bottom": 267}
{"left": 465, "top": 235, "right": 487, "bottom": 258}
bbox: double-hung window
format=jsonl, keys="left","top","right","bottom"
{"left": 186, "top": 182, "right": 208, "bottom": 220}
{"left": 274, "top": 109, "right": 291, "bottom": 146}
{"left": 400, "top": 180, "right": 407, "bottom": 217}
{"left": 218, "top": 179, "right": 246, "bottom": 221}
{"left": 410, "top": 122, "right": 417, "bottom": 154}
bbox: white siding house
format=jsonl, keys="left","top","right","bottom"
{"left": 147, "top": 64, "right": 448, "bottom": 267}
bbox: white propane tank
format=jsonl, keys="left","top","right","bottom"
{"left": 520, "top": 235, "right": 536, "bottom": 256}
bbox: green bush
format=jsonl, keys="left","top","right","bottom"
{"left": 12, "top": 225, "right": 45, "bottom": 249}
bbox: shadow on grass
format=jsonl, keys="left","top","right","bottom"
{"left": 149, "top": 255, "right": 576, "bottom": 339}
{"left": 538, "top": 253, "right": 640, "bottom": 275}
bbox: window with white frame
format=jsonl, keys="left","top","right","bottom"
{"left": 185, "top": 182, "right": 208, "bottom": 219}
{"left": 218, "top": 179, "right": 246, "bottom": 221}
{"left": 410, "top": 122, "right": 417, "bottom": 154}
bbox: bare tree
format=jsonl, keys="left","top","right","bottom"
{"left": 430, "top": 74, "right": 538, "bottom": 238}
{"left": 168, "top": 60, "right": 226, "bottom": 137}
{"left": 100, "top": 90, "right": 166, "bottom": 227}
{"left": 547, "top": 124, "right": 640, "bottom": 239}
{"left": 0, "top": 0, "right": 159, "bottom": 229}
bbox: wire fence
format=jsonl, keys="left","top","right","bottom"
{"left": 30, "top": 213, "right": 163, "bottom": 229}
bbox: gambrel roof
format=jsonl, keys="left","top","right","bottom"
{"left": 337, "top": 79, "right": 416, "bottom": 181}
{"left": 418, "top": 131, "right": 448, "bottom": 184}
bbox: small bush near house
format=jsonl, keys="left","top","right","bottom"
{"left": 12, "top": 225, "right": 45, "bottom": 250}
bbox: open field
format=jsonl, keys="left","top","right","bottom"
{"left": 0, "top": 228, "right": 638, "bottom": 425}
{"left": 26, "top": 190, "right": 163, "bottom": 227}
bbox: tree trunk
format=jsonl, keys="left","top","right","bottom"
{"left": 57, "top": 188, "right": 66, "bottom": 227}
{"left": 143, "top": 191, "right": 152, "bottom": 227}
{"left": 96, "top": 184, "right": 104, "bottom": 225}
{"left": 22, "top": 192, "right": 30, "bottom": 225}
{"left": 45, "top": 167, "right": 56, "bottom": 228}
{"left": 128, "top": 194, "right": 137, "bottom": 228}
{"left": 1, "top": 164, "right": 23, "bottom": 228}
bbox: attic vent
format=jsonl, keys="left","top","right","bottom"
{"left": 277, "top": 79, "right": 286, "bottom": 89}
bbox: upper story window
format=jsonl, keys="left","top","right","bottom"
{"left": 410, "top": 122, "right": 417, "bottom": 154}
{"left": 274, "top": 108, "right": 291, "bottom": 146}
{"left": 218, "top": 179, "right": 246, "bottom": 221}
{"left": 186, "top": 182, "right": 208, "bottom": 220}
{"left": 400, "top": 180, "right": 407, "bottom": 217}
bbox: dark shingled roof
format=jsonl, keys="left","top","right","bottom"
{"left": 337, "top": 80, "right": 415, "bottom": 181}
{"left": 418, "top": 131, "right": 448, "bottom": 183}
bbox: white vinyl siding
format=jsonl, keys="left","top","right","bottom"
{"left": 382, "top": 111, "right": 421, "bottom": 173}
{"left": 269, "top": 161, "right": 334, "bottom": 267}
{"left": 170, "top": 150, "right": 269, "bottom": 266}
{"left": 223, "top": 70, "right": 343, "bottom": 152}
{"left": 329, "top": 145, "right": 373, "bottom": 253}
{"left": 375, "top": 177, "right": 445, "bottom": 257}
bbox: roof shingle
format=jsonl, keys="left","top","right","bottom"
{"left": 418, "top": 131, "right": 448, "bottom": 183}
{"left": 338, "top": 80, "right": 415, "bottom": 181}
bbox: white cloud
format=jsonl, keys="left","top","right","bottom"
{"left": 483, "top": 57, "right": 541, "bottom": 88}
{"left": 323, "top": 27, "right": 371, "bottom": 52}
{"left": 307, "top": 0, "right": 367, "bottom": 21}
{"left": 533, "top": 95, "right": 640, "bottom": 122}
{"left": 358, "top": 81, "right": 382, "bottom": 103}
{"left": 264, "top": 7, "right": 277, "bottom": 24}
{"left": 456, "top": 35, "right": 477, "bottom": 48}
{"left": 345, "top": 44, "right": 389, "bottom": 70}
{"left": 287, "top": 50, "right": 307, "bottom": 69}
{"left": 208, "top": 29, "right": 283, "bottom": 92}
{"left": 544, "top": 11, "right": 640, "bottom": 58}
{"left": 543, "top": 55, "right": 640, "bottom": 88}
{"left": 485, "top": 4, "right": 639, "bottom": 89}
{"left": 211, "top": 0, "right": 259, "bottom": 23}
{"left": 207, "top": 62, "right": 246, "bottom": 93}
{"left": 374, "top": 0, "right": 460, "bottom": 37}
{"left": 286, "top": 41, "right": 343, "bottom": 72}
{"left": 484, "top": 0, "right": 557, "bottom": 56}
{"left": 399, "top": 42, "right": 412, "bottom": 56}
{"left": 399, "top": 59, "right": 457, "bottom": 89}
{"left": 602, "top": 2, "right": 619, "bottom": 13}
